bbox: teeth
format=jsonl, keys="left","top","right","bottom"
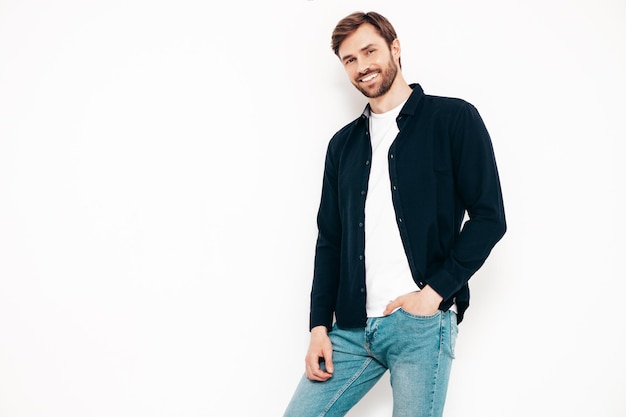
{"left": 361, "top": 72, "right": 378, "bottom": 82}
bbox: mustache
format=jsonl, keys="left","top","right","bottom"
{"left": 358, "top": 68, "right": 378, "bottom": 77}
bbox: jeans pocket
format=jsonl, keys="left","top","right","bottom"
{"left": 398, "top": 308, "right": 442, "bottom": 320}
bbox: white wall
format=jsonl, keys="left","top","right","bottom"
{"left": 1, "top": 1, "right": 624, "bottom": 416}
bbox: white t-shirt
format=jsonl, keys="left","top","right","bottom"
{"left": 364, "top": 101, "right": 419, "bottom": 317}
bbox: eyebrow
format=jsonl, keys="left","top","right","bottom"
{"left": 340, "top": 43, "right": 376, "bottom": 62}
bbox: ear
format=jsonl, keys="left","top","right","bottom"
{"left": 391, "top": 39, "right": 401, "bottom": 62}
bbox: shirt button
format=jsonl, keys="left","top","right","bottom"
{"left": 419, "top": 281, "right": 425, "bottom": 287}
{"left": 361, "top": 190, "right": 366, "bottom": 195}
{"left": 365, "top": 160, "right": 370, "bottom": 165}
{"left": 358, "top": 222, "right": 364, "bottom": 228}
{"left": 360, "top": 287, "right": 365, "bottom": 293}
{"left": 359, "top": 255, "right": 364, "bottom": 260}
{"left": 390, "top": 154, "right": 394, "bottom": 159}
{"left": 398, "top": 218, "right": 403, "bottom": 223}
{"left": 392, "top": 185, "right": 397, "bottom": 191}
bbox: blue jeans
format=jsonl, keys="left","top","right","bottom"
{"left": 283, "top": 309, "right": 457, "bottom": 417}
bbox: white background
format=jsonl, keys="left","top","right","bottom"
{"left": 1, "top": 0, "right": 625, "bottom": 416}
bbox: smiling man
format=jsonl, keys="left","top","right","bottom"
{"left": 342, "top": 24, "right": 401, "bottom": 101}
{"left": 283, "top": 11, "right": 506, "bottom": 417}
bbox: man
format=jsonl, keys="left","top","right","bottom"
{"left": 284, "top": 11, "right": 506, "bottom": 417}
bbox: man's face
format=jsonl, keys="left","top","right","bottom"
{"left": 337, "top": 23, "right": 399, "bottom": 99}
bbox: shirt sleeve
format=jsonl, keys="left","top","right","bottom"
{"left": 425, "top": 102, "right": 507, "bottom": 301}
{"left": 309, "top": 141, "right": 342, "bottom": 331}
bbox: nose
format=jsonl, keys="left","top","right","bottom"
{"left": 357, "top": 60, "right": 370, "bottom": 75}
{"left": 359, "top": 61, "right": 370, "bottom": 74}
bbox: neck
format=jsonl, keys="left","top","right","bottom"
{"left": 368, "top": 74, "right": 412, "bottom": 114}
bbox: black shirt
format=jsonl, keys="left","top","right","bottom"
{"left": 310, "top": 84, "right": 506, "bottom": 330}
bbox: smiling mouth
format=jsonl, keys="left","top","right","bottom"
{"left": 359, "top": 72, "right": 379, "bottom": 83}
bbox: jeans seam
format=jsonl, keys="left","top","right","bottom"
{"left": 427, "top": 313, "right": 445, "bottom": 417}
{"left": 320, "top": 357, "right": 374, "bottom": 417}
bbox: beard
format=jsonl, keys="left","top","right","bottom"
{"left": 353, "top": 56, "right": 399, "bottom": 99}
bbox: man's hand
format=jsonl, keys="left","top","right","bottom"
{"left": 383, "top": 285, "right": 443, "bottom": 316}
{"left": 305, "top": 326, "right": 334, "bottom": 381}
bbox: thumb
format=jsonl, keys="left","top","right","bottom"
{"left": 383, "top": 298, "right": 401, "bottom": 315}
{"left": 323, "top": 345, "right": 334, "bottom": 374}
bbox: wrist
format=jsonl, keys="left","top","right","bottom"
{"left": 311, "top": 325, "right": 328, "bottom": 335}
{"left": 423, "top": 285, "right": 444, "bottom": 303}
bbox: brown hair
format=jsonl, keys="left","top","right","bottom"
{"left": 331, "top": 12, "right": 398, "bottom": 57}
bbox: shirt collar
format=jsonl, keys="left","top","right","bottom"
{"left": 360, "top": 83, "right": 425, "bottom": 119}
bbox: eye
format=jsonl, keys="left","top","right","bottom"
{"left": 345, "top": 57, "right": 356, "bottom": 65}
{"left": 367, "top": 49, "right": 375, "bottom": 55}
